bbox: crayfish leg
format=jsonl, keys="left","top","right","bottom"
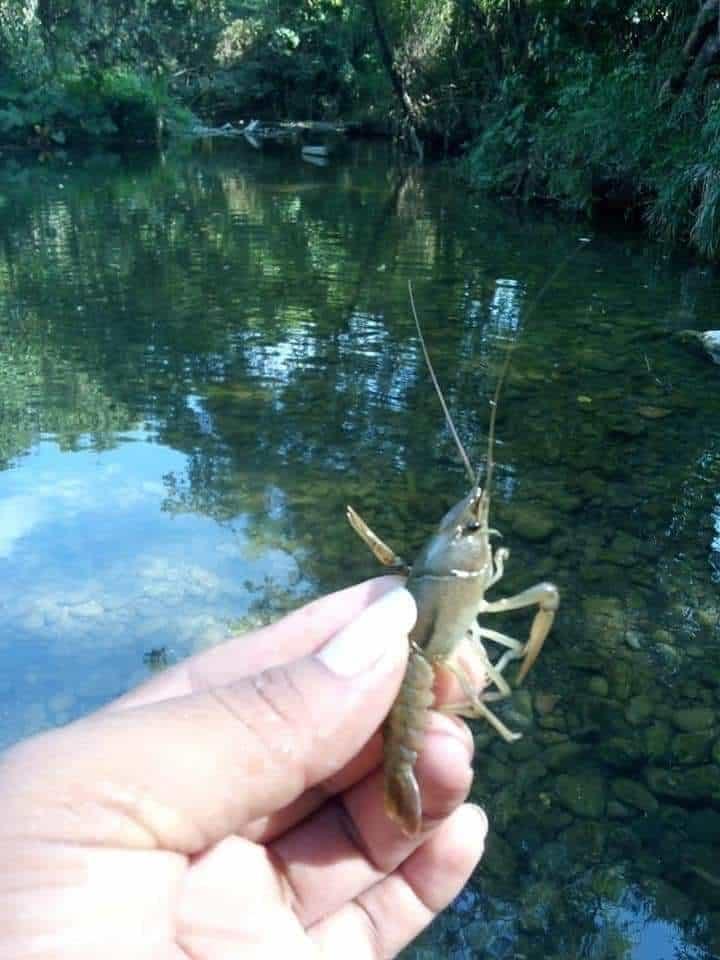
{"left": 439, "top": 660, "right": 522, "bottom": 743}
{"left": 346, "top": 505, "right": 409, "bottom": 570}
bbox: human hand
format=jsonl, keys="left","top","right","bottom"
{"left": 0, "top": 577, "right": 487, "bottom": 959}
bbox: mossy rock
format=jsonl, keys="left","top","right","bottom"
{"left": 671, "top": 707, "right": 715, "bottom": 732}
{"left": 645, "top": 764, "right": 720, "bottom": 804}
{"left": 555, "top": 772, "right": 607, "bottom": 818}
{"left": 597, "top": 736, "right": 646, "bottom": 770}
{"left": 611, "top": 777, "right": 659, "bottom": 813}
{"left": 508, "top": 504, "right": 558, "bottom": 542}
{"left": 671, "top": 732, "right": 711, "bottom": 765}
{"left": 481, "top": 829, "right": 519, "bottom": 880}
{"left": 542, "top": 742, "right": 586, "bottom": 771}
{"left": 624, "top": 694, "right": 654, "bottom": 727}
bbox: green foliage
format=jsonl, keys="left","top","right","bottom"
{"left": 650, "top": 101, "right": 720, "bottom": 258}
{"left": 1, "top": 0, "right": 720, "bottom": 255}
{"left": 461, "top": 7, "right": 720, "bottom": 258}
{"left": 0, "top": 68, "right": 193, "bottom": 146}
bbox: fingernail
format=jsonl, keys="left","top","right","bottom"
{"left": 466, "top": 803, "right": 489, "bottom": 843}
{"left": 317, "top": 587, "right": 416, "bottom": 677}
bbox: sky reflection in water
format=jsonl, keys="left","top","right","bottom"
{"left": 0, "top": 433, "right": 298, "bottom": 748}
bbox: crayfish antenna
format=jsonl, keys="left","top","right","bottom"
{"left": 408, "top": 281, "right": 476, "bottom": 487}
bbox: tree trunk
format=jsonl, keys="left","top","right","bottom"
{"left": 661, "top": 0, "right": 720, "bottom": 100}
{"left": 362, "top": 0, "right": 423, "bottom": 159}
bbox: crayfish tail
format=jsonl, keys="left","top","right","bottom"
{"left": 384, "top": 763, "right": 423, "bottom": 837}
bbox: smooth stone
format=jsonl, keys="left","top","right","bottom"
{"left": 570, "top": 696, "right": 622, "bottom": 737}
{"left": 508, "top": 737, "right": 537, "bottom": 761}
{"left": 560, "top": 820, "right": 608, "bottom": 860}
{"left": 656, "top": 643, "right": 681, "bottom": 666}
{"left": 698, "top": 607, "right": 720, "bottom": 628}
{"left": 637, "top": 405, "right": 672, "bottom": 419}
{"left": 607, "top": 800, "right": 633, "bottom": 819}
{"left": 516, "top": 758, "right": 548, "bottom": 789}
{"left": 644, "top": 722, "right": 672, "bottom": 760}
{"left": 624, "top": 695, "right": 653, "bottom": 727}
{"left": 555, "top": 773, "right": 606, "bottom": 818}
{"left": 542, "top": 742, "right": 585, "bottom": 771}
{"left": 587, "top": 675, "right": 609, "bottom": 696}
{"left": 658, "top": 804, "right": 691, "bottom": 832}
{"left": 536, "top": 808, "right": 574, "bottom": 832}
{"left": 671, "top": 732, "right": 711, "bottom": 765}
{"left": 596, "top": 737, "right": 645, "bottom": 770}
{"left": 577, "top": 471, "right": 606, "bottom": 497}
{"left": 490, "top": 785, "right": 522, "bottom": 833}
{"left": 481, "top": 830, "right": 519, "bottom": 880}
{"left": 672, "top": 707, "right": 715, "bottom": 732}
{"left": 566, "top": 649, "right": 605, "bottom": 671}
{"left": 538, "top": 713, "right": 567, "bottom": 731}
{"left": 509, "top": 505, "right": 558, "bottom": 542}
{"left": 536, "top": 731, "right": 570, "bottom": 746}
{"left": 502, "top": 707, "right": 534, "bottom": 731}
{"left": 610, "top": 825, "right": 643, "bottom": 857}
{"left": 610, "top": 530, "right": 644, "bottom": 558}
{"left": 485, "top": 757, "right": 512, "bottom": 785}
{"left": 645, "top": 765, "right": 720, "bottom": 803}
{"left": 606, "top": 415, "right": 646, "bottom": 438}
{"left": 611, "top": 778, "right": 659, "bottom": 813}
{"left": 512, "top": 689, "right": 534, "bottom": 719}
{"left": 535, "top": 693, "right": 562, "bottom": 716}
{"left": 607, "top": 662, "right": 633, "bottom": 701}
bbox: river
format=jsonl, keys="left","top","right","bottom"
{"left": 1, "top": 139, "right": 719, "bottom": 959}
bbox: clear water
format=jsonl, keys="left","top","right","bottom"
{"left": 1, "top": 140, "right": 719, "bottom": 959}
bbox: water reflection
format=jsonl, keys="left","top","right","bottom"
{"left": 1, "top": 142, "right": 720, "bottom": 959}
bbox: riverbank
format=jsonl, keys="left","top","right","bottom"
{"left": 2, "top": 4, "right": 718, "bottom": 258}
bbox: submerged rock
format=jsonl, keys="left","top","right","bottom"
{"left": 611, "top": 778, "right": 659, "bottom": 813}
{"left": 560, "top": 820, "right": 608, "bottom": 860}
{"left": 607, "top": 800, "right": 633, "bottom": 819}
{"left": 597, "top": 736, "right": 646, "bottom": 770}
{"left": 644, "top": 722, "right": 672, "bottom": 760}
{"left": 555, "top": 773, "right": 607, "bottom": 818}
{"left": 509, "top": 504, "right": 558, "bottom": 542}
{"left": 587, "top": 675, "right": 610, "bottom": 697}
{"left": 543, "top": 742, "right": 586, "bottom": 771}
{"left": 482, "top": 830, "right": 519, "bottom": 880}
{"left": 671, "top": 732, "right": 711, "bottom": 765}
{"left": 625, "top": 695, "right": 654, "bottom": 727}
{"left": 519, "top": 880, "right": 559, "bottom": 933}
{"left": 672, "top": 707, "right": 715, "bottom": 732}
{"left": 645, "top": 765, "right": 720, "bottom": 804}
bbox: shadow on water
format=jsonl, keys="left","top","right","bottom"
{"left": 0, "top": 140, "right": 719, "bottom": 959}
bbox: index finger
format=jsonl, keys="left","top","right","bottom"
{"left": 107, "top": 576, "right": 403, "bottom": 711}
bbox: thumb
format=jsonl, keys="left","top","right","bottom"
{"left": 2, "top": 587, "right": 416, "bottom": 854}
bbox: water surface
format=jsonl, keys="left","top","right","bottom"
{"left": 1, "top": 141, "right": 719, "bottom": 959}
